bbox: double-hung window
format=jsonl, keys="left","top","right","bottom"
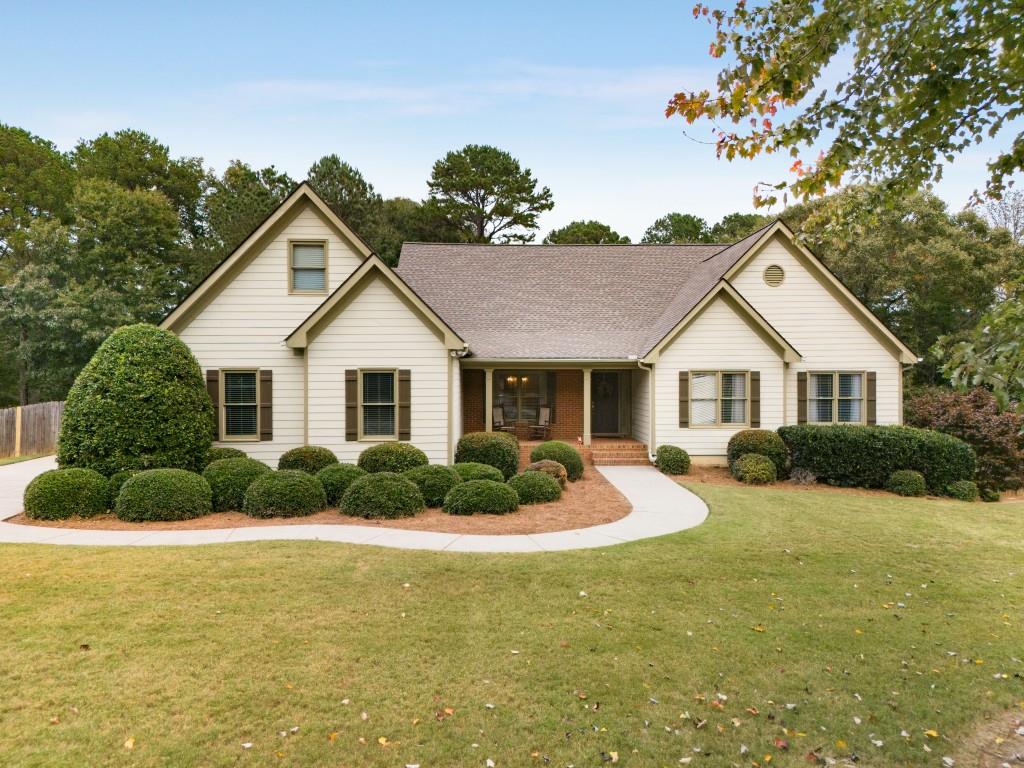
{"left": 222, "top": 370, "right": 258, "bottom": 440}
{"left": 361, "top": 370, "right": 397, "bottom": 439}
{"left": 809, "top": 372, "right": 864, "bottom": 423}
{"left": 290, "top": 241, "right": 326, "bottom": 293}
{"left": 691, "top": 371, "right": 748, "bottom": 426}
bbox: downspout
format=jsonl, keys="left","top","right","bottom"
{"left": 637, "top": 360, "right": 656, "bottom": 464}
{"left": 449, "top": 346, "right": 470, "bottom": 462}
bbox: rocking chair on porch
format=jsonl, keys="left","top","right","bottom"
{"left": 529, "top": 406, "right": 551, "bottom": 440}
{"left": 492, "top": 407, "right": 516, "bottom": 434}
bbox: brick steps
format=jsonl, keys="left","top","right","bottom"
{"left": 517, "top": 439, "right": 650, "bottom": 469}
{"left": 591, "top": 456, "right": 653, "bottom": 466}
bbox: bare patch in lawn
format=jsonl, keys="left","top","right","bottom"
{"left": 955, "top": 709, "right": 1024, "bottom": 767}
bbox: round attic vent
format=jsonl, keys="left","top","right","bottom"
{"left": 763, "top": 264, "right": 785, "bottom": 287}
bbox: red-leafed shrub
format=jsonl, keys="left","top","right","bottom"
{"left": 905, "top": 387, "right": 1024, "bottom": 493}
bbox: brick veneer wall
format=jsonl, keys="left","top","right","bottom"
{"left": 460, "top": 368, "right": 583, "bottom": 440}
{"left": 462, "top": 369, "right": 485, "bottom": 433}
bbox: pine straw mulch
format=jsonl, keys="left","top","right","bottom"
{"left": 7, "top": 468, "right": 631, "bottom": 536}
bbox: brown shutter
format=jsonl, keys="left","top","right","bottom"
{"left": 206, "top": 370, "right": 220, "bottom": 440}
{"left": 797, "top": 371, "right": 808, "bottom": 424}
{"left": 259, "top": 369, "right": 273, "bottom": 441}
{"left": 866, "top": 371, "right": 877, "bottom": 425}
{"left": 345, "top": 370, "right": 358, "bottom": 441}
{"left": 398, "top": 369, "right": 411, "bottom": 440}
{"left": 678, "top": 371, "right": 689, "bottom": 428}
{"left": 749, "top": 371, "right": 760, "bottom": 428}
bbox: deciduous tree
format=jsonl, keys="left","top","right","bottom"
{"left": 641, "top": 212, "right": 709, "bottom": 243}
{"left": 544, "top": 220, "right": 630, "bottom": 244}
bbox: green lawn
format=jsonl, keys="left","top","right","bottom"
{"left": 1, "top": 483, "right": 1021, "bottom": 767}
{"left": 0, "top": 453, "right": 46, "bottom": 466}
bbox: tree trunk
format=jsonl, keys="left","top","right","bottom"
{"left": 18, "top": 325, "right": 28, "bottom": 406}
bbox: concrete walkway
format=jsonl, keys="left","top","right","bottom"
{"left": 0, "top": 456, "right": 708, "bottom": 552}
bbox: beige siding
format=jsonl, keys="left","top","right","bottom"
{"left": 306, "top": 276, "right": 450, "bottom": 464}
{"left": 630, "top": 367, "right": 650, "bottom": 444}
{"left": 655, "top": 297, "right": 785, "bottom": 459}
{"left": 176, "top": 203, "right": 365, "bottom": 464}
{"left": 730, "top": 234, "right": 902, "bottom": 425}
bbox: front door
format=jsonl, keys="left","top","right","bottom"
{"left": 591, "top": 371, "right": 620, "bottom": 435}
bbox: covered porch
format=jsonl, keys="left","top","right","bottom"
{"left": 460, "top": 364, "right": 650, "bottom": 456}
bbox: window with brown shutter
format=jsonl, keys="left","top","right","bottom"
{"left": 678, "top": 371, "right": 689, "bottom": 428}
{"left": 749, "top": 371, "right": 761, "bottom": 428}
{"left": 259, "top": 369, "right": 273, "bottom": 441}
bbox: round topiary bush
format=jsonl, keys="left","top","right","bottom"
{"left": 106, "top": 469, "right": 139, "bottom": 508}
{"left": 57, "top": 324, "right": 213, "bottom": 475}
{"left": 455, "top": 432, "right": 520, "bottom": 480}
{"left": 524, "top": 459, "right": 568, "bottom": 488}
{"left": 115, "top": 469, "right": 212, "bottom": 522}
{"left": 453, "top": 462, "right": 506, "bottom": 483}
{"left": 945, "top": 479, "right": 980, "bottom": 502}
{"left": 340, "top": 472, "right": 424, "bottom": 519}
{"left": 529, "top": 441, "right": 584, "bottom": 481}
{"left": 886, "top": 469, "right": 926, "bottom": 497}
{"left": 732, "top": 453, "right": 777, "bottom": 485}
{"left": 727, "top": 429, "right": 788, "bottom": 477}
{"left": 980, "top": 487, "right": 1001, "bottom": 502}
{"left": 507, "top": 471, "right": 561, "bottom": 504}
{"left": 357, "top": 442, "right": 429, "bottom": 474}
{"left": 317, "top": 463, "right": 368, "bottom": 506}
{"left": 277, "top": 446, "right": 338, "bottom": 474}
{"left": 24, "top": 468, "right": 108, "bottom": 520}
{"left": 442, "top": 479, "right": 519, "bottom": 515}
{"left": 203, "top": 457, "right": 271, "bottom": 512}
{"left": 243, "top": 470, "right": 327, "bottom": 518}
{"left": 401, "top": 464, "right": 463, "bottom": 507}
{"left": 655, "top": 445, "right": 690, "bottom": 475}
{"left": 205, "top": 446, "right": 247, "bottom": 467}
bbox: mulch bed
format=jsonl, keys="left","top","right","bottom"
{"left": 7, "top": 469, "right": 631, "bottom": 535}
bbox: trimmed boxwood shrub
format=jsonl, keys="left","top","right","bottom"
{"left": 357, "top": 442, "right": 429, "bottom": 474}
{"left": 455, "top": 432, "right": 520, "bottom": 480}
{"left": 57, "top": 324, "right": 213, "bottom": 475}
{"left": 525, "top": 459, "right": 568, "bottom": 488}
{"left": 778, "top": 424, "right": 975, "bottom": 494}
{"left": 442, "top": 479, "right": 519, "bottom": 515}
{"left": 115, "top": 469, "right": 212, "bottom": 522}
{"left": 655, "top": 445, "right": 690, "bottom": 475}
{"left": 887, "top": 469, "right": 926, "bottom": 497}
{"left": 401, "top": 464, "right": 462, "bottom": 507}
{"left": 203, "top": 457, "right": 271, "bottom": 512}
{"left": 277, "top": 446, "right": 338, "bottom": 474}
{"left": 732, "top": 453, "right": 777, "bottom": 485}
{"left": 453, "top": 462, "right": 505, "bottom": 483}
{"left": 340, "top": 472, "right": 424, "bottom": 519}
{"left": 317, "top": 463, "right": 368, "bottom": 506}
{"left": 727, "top": 429, "right": 787, "bottom": 477}
{"left": 24, "top": 468, "right": 108, "bottom": 520}
{"left": 507, "top": 471, "right": 561, "bottom": 504}
{"left": 529, "top": 441, "right": 584, "bottom": 481}
{"left": 205, "top": 446, "right": 247, "bottom": 467}
{"left": 106, "top": 470, "right": 139, "bottom": 507}
{"left": 946, "top": 479, "right": 980, "bottom": 502}
{"left": 243, "top": 470, "right": 327, "bottom": 518}
{"left": 980, "top": 487, "right": 1001, "bottom": 503}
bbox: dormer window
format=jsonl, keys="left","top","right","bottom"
{"left": 290, "top": 241, "right": 327, "bottom": 293}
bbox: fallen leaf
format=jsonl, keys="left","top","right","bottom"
{"left": 328, "top": 732, "right": 338, "bottom": 743}
{"left": 123, "top": 737, "right": 135, "bottom": 750}
{"left": 378, "top": 736, "right": 389, "bottom": 746}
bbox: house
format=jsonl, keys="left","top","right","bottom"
{"left": 160, "top": 183, "right": 917, "bottom": 467}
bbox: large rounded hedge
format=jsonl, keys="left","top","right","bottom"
{"left": 455, "top": 432, "right": 520, "bottom": 480}
{"left": 727, "top": 429, "right": 787, "bottom": 477}
{"left": 204, "top": 446, "right": 247, "bottom": 467}
{"left": 57, "top": 324, "right": 213, "bottom": 475}
{"left": 655, "top": 445, "right": 690, "bottom": 475}
{"left": 115, "top": 469, "right": 213, "bottom": 522}
{"left": 443, "top": 479, "right": 519, "bottom": 515}
{"left": 453, "top": 462, "right": 506, "bottom": 483}
{"left": 529, "top": 441, "right": 584, "bottom": 481}
{"left": 243, "top": 470, "right": 327, "bottom": 518}
{"left": 357, "top": 442, "right": 429, "bottom": 474}
{"left": 340, "top": 473, "right": 424, "bottom": 519}
{"left": 203, "top": 457, "right": 271, "bottom": 512}
{"left": 317, "top": 463, "right": 367, "bottom": 506}
{"left": 401, "top": 464, "right": 462, "bottom": 507}
{"left": 24, "top": 468, "right": 108, "bottom": 520}
{"left": 524, "top": 459, "right": 568, "bottom": 488}
{"left": 277, "top": 446, "right": 338, "bottom": 474}
{"left": 507, "top": 471, "right": 561, "bottom": 504}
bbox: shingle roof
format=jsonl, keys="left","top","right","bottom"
{"left": 396, "top": 224, "right": 774, "bottom": 360}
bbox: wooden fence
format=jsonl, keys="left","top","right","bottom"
{"left": 0, "top": 401, "right": 65, "bottom": 459}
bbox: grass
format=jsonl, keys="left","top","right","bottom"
{"left": 0, "top": 453, "right": 46, "bottom": 466}
{"left": 1, "top": 482, "right": 1021, "bottom": 767}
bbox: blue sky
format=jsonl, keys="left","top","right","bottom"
{"left": 5, "top": 1, "right": 1015, "bottom": 240}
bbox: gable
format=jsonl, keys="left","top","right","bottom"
{"left": 729, "top": 232, "right": 915, "bottom": 365}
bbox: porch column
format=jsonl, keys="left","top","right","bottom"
{"left": 484, "top": 368, "right": 494, "bottom": 431}
{"left": 582, "top": 367, "right": 592, "bottom": 447}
